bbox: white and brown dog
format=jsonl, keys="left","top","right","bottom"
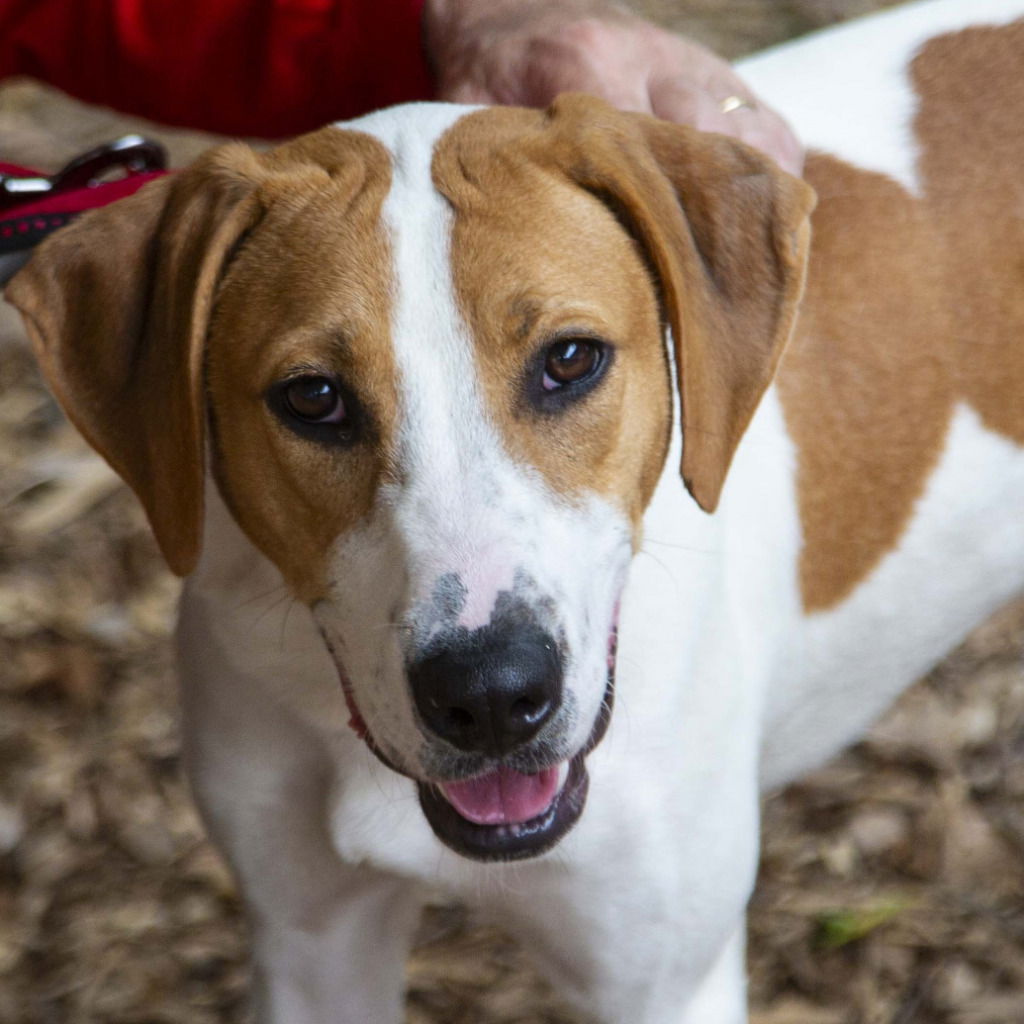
{"left": 7, "top": 0, "right": 1024, "bottom": 1020}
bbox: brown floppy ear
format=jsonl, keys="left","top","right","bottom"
{"left": 4, "top": 145, "right": 266, "bottom": 575}
{"left": 548, "top": 94, "right": 815, "bottom": 512}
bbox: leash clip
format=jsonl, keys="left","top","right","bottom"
{"left": 0, "top": 135, "right": 167, "bottom": 213}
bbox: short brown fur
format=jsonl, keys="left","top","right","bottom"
{"left": 777, "top": 21, "right": 1024, "bottom": 610}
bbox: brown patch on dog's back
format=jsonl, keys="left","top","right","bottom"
{"left": 777, "top": 20, "right": 1024, "bottom": 611}
{"left": 776, "top": 156, "right": 955, "bottom": 611}
{"left": 914, "top": 22, "right": 1024, "bottom": 446}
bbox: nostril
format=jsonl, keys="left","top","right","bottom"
{"left": 510, "top": 695, "right": 546, "bottom": 724}
{"left": 448, "top": 707, "right": 474, "bottom": 730}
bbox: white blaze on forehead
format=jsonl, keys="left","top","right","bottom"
{"left": 334, "top": 104, "right": 528, "bottom": 631}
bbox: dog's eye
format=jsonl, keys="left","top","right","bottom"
{"left": 283, "top": 376, "right": 346, "bottom": 424}
{"left": 542, "top": 338, "right": 604, "bottom": 391}
{"left": 269, "top": 374, "right": 361, "bottom": 445}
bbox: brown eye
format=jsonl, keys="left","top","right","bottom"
{"left": 283, "top": 376, "right": 346, "bottom": 423}
{"left": 542, "top": 338, "right": 604, "bottom": 391}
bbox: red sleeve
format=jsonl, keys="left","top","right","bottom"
{"left": 0, "top": 0, "right": 434, "bottom": 138}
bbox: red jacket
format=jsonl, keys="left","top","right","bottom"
{"left": 0, "top": 0, "right": 433, "bottom": 137}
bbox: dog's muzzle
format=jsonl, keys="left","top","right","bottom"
{"left": 407, "top": 606, "right": 618, "bottom": 861}
{"left": 323, "top": 602, "right": 619, "bottom": 862}
{"left": 408, "top": 614, "right": 578, "bottom": 860}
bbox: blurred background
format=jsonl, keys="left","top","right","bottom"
{"left": 1, "top": 1, "right": 1022, "bottom": 1021}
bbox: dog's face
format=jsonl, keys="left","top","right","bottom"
{"left": 207, "top": 108, "right": 669, "bottom": 857}
{"left": 7, "top": 98, "right": 813, "bottom": 860}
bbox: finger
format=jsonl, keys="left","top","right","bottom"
{"left": 438, "top": 80, "right": 496, "bottom": 105}
{"left": 646, "top": 77, "right": 704, "bottom": 127}
{"left": 758, "top": 113, "right": 805, "bottom": 176}
{"left": 651, "top": 79, "right": 804, "bottom": 175}
{"left": 717, "top": 105, "right": 805, "bottom": 176}
{"left": 576, "top": 78, "right": 654, "bottom": 115}
{"left": 521, "top": 51, "right": 655, "bottom": 114}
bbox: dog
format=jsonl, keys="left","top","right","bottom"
{"left": 7, "top": 0, "right": 1024, "bottom": 1020}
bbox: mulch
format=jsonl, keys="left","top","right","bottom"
{"left": 1, "top": 2, "right": 1022, "bottom": 1021}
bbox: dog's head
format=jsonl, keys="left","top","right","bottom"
{"left": 6, "top": 97, "right": 813, "bottom": 861}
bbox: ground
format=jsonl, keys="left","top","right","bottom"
{"left": 1, "top": 1, "right": 1022, "bottom": 1021}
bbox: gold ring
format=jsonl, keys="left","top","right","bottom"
{"left": 720, "top": 95, "right": 753, "bottom": 114}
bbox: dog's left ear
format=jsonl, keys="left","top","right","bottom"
{"left": 547, "top": 94, "right": 816, "bottom": 512}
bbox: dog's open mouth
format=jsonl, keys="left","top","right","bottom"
{"left": 418, "top": 622, "right": 617, "bottom": 862}
{"left": 416, "top": 756, "right": 589, "bottom": 861}
{"left": 323, "top": 621, "right": 617, "bottom": 862}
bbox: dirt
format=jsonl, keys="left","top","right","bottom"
{"left": 1, "top": 2, "right": 1021, "bottom": 1021}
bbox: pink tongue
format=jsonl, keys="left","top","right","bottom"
{"left": 442, "top": 765, "right": 561, "bottom": 825}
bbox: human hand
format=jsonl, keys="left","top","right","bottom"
{"left": 423, "top": 0, "right": 803, "bottom": 175}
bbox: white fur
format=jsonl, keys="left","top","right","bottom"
{"left": 738, "top": 0, "right": 1024, "bottom": 193}
{"left": 175, "top": 4, "right": 1024, "bottom": 1022}
{"left": 765, "top": 403, "right": 1024, "bottom": 787}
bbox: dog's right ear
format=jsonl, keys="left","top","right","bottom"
{"left": 4, "top": 145, "right": 267, "bottom": 576}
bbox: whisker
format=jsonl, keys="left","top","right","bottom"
{"left": 230, "top": 581, "right": 289, "bottom": 612}
{"left": 634, "top": 548, "right": 679, "bottom": 593}
{"left": 248, "top": 588, "right": 296, "bottom": 630}
{"left": 643, "top": 537, "right": 718, "bottom": 556}
{"left": 278, "top": 596, "right": 300, "bottom": 649}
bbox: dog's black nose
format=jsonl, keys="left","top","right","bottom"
{"left": 409, "top": 619, "right": 562, "bottom": 757}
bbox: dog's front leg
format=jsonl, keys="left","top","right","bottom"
{"left": 247, "top": 864, "right": 423, "bottom": 1024}
{"left": 177, "top": 590, "right": 424, "bottom": 1024}
{"left": 677, "top": 923, "right": 747, "bottom": 1024}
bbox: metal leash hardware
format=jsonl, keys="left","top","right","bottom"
{"left": 0, "top": 134, "right": 167, "bottom": 214}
